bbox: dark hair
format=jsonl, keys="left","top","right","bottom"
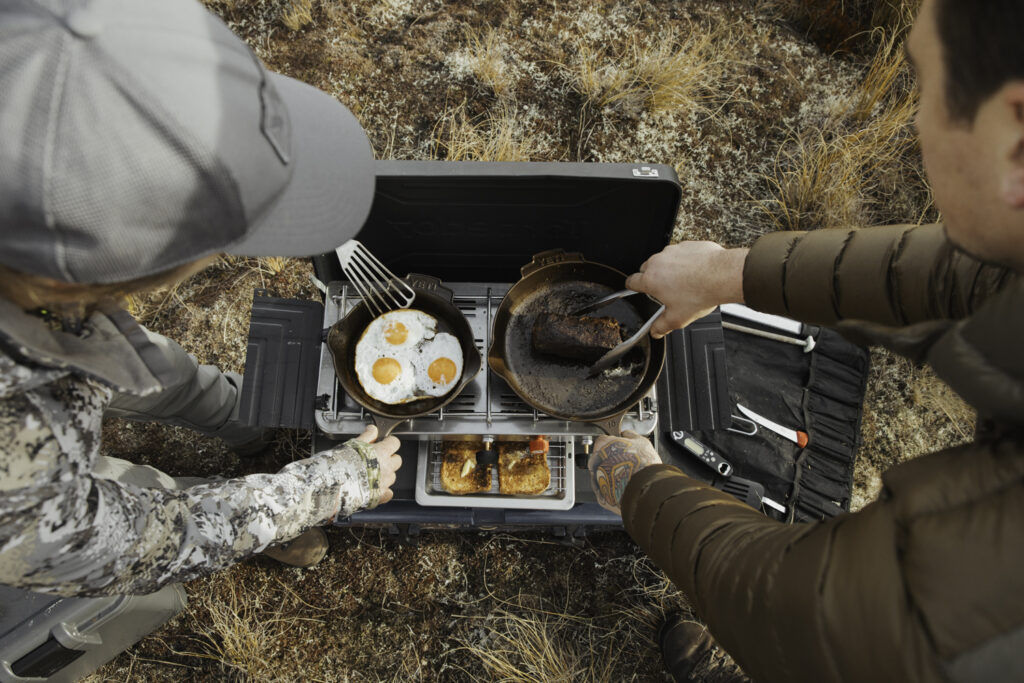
{"left": 934, "top": 0, "right": 1024, "bottom": 122}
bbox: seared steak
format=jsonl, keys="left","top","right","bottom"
{"left": 531, "top": 313, "right": 622, "bottom": 362}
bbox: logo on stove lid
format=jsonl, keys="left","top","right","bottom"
{"left": 632, "top": 166, "right": 660, "bottom": 178}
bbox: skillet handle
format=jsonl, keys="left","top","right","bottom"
{"left": 403, "top": 273, "right": 455, "bottom": 303}
{"left": 521, "top": 249, "right": 586, "bottom": 278}
{"left": 371, "top": 414, "right": 406, "bottom": 438}
{"left": 592, "top": 414, "right": 624, "bottom": 437}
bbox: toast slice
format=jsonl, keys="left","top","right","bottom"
{"left": 498, "top": 442, "right": 551, "bottom": 495}
{"left": 440, "top": 441, "right": 492, "bottom": 494}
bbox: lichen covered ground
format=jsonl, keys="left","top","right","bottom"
{"left": 87, "top": 1, "right": 972, "bottom": 680}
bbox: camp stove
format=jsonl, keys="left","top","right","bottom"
{"left": 314, "top": 281, "right": 661, "bottom": 512}
{"left": 241, "top": 160, "right": 732, "bottom": 538}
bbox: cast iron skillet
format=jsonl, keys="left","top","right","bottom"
{"left": 488, "top": 249, "right": 666, "bottom": 436}
{"left": 327, "top": 274, "right": 482, "bottom": 437}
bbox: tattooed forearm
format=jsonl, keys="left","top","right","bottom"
{"left": 589, "top": 434, "right": 662, "bottom": 515}
{"left": 593, "top": 442, "right": 642, "bottom": 508}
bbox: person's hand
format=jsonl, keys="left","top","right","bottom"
{"left": 589, "top": 431, "right": 663, "bottom": 515}
{"left": 351, "top": 424, "right": 401, "bottom": 506}
{"left": 625, "top": 242, "right": 748, "bottom": 338}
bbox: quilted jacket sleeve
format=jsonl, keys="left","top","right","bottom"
{"left": 742, "top": 224, "right": 1013, "bottom": 327}
{"left": 622, "top": 450, "right": 1024, "bottom": 683}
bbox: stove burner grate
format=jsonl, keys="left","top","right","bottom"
{"left": 315, "top": 282, "right": 658, "bottom": 437}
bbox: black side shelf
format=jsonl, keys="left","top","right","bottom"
{"left": 657, "top": 308, "right": 731, "bottom": 433}
{"left": 239, "top": 292, "right": 324, "bottom": 430}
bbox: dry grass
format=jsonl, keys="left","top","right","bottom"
{"left": 280, "top": 0, "right": 314, "bottom": 31}
{"left": 457, "top": 606, "right": 621, "bottom": 682}
{"left": 563, "top": 28, "right": 732, "bottom": 118}
{"left": 458, "top": 27, "right": 516, "bottom": 99}
{"left": 759, "top": 24, "right": 930, "bottom": 231}
{"left": 433, "top": 100, "right": 538, "bottom": 162}
{"left": 174, "top": 581, "right": 323, "bottom": 680}
{"left": 452, "top": 552, "right": 712, "bottom": 682}
{"left": 760, "top": 0, "right": 921, "bottom": 52}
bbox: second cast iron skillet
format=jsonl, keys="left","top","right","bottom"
{"left": 488, "top": 249, "right": 666, "bottom": 436}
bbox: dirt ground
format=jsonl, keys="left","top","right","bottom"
{"left": 85, "top": 0, "right": 975, "bottom": 680}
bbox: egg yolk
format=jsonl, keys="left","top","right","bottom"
{"left": 372, "top": 357, "right": 402, "bottom": 384}
{"left": 427, "top": 357, "right": 457, "bottom": 384}
{"left": 384, "top": 322, "right": 408, "bottom": 345}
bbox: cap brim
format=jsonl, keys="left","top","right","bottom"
{"left": 228, "top": 73, "right": 375, "bottom": 257}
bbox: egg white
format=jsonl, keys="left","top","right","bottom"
{"left": 353, "top": 347, "right": 416, "bottom": 404}
{"left": 360, "top": 309, "right": 436, "bottom": 352}
{"left": 413, "top": 333, "right": 464, "bottom": 397}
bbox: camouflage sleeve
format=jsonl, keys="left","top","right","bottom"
{"left": 0, "top": 373, "right": 379, "bottom": 597}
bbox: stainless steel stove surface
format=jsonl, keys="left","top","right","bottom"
{"left": 315, "top": 281, "right": 659, "bottom": 439}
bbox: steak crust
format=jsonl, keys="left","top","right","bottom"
{"left": 531, "top": 313, "right": 621, "bottom": 362}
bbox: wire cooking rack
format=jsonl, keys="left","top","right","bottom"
{"left": 415, "top": 438, "right": 576, "bottom": 510}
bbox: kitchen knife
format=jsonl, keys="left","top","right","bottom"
{"left": 737, "top": 404, "right": 809, "bottom": 448}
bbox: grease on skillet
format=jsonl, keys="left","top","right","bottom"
{"left": 505, "top": 281, "right": 648, "bottom": 418}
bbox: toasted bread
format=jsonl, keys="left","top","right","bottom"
{"left": 440, "top": 441, "right": 492, "bottom": 494}
{"left": 498, "top": 442, "right": 551, "bottom": 495}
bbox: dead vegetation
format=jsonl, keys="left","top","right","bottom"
{"left": 760, "top": 0, "right": 920, "bottom": 52}
{"left": 85, "top": 0, "right": 969, "bottom": 680}
{"left": 760, "top": 28, "right": 930, "bottom": 231}
{"left": 562, "top": 28, "right": 733, "bottom": 119}
{"left": 433, "top": 100, "right": 539, "bottom": 161}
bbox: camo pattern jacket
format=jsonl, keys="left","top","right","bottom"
{"left": 0, "top": 344, "right": 378, "bottom": 598}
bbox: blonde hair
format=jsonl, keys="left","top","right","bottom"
{"left": 0, "top": 257, "right": 217, "bottom": 319}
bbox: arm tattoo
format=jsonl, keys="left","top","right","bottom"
{"left": 593, "top": 440, "right": 643, "bottom": 509}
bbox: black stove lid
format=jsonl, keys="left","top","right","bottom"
{"left": 312, "top": 160, "right": 681, "bottom": 283}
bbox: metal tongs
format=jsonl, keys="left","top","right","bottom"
{"left": 571, "top": 289, "right": 666, "bottom": 377}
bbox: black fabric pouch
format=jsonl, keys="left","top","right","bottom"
{"left": 658, "top": 326, "right": 871, "bottom": 523}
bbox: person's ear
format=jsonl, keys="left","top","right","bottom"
{"left": 1001, "top": 82, "right": 1024, "bottom": 209}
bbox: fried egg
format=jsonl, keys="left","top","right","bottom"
{"left": 361, "top": 309, "right": 435, "bottom": 351}
{"left": 355, "top": 310, "right": 433, "bottom": 403}
{"left": 414, "top": 333, "right": 464, "bottom": 397}
{"left": 355, "top": 310, "right": 464, "bottom": 403}
{"left": 353, "top": 349, "right": 416, "bottom": 404}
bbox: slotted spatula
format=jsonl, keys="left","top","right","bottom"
{"left": 335, "top": 240, "right": 416, "bottom": 316}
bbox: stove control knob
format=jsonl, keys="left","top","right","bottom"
{"left": 577, "top": 436, "right": 594, "bottom": 469}
{"left": 477, "top": 435, "right": 498, "bottom": 467}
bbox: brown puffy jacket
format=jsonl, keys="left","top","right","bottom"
{"left": 622, "top": 224, "right": 1024, "bottom": 683}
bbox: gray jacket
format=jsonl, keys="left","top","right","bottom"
{"left": 0, "top": 300, "right": 373, "bottom": 597}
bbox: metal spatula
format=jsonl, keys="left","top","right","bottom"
{"left": 571, "top": 289, "right": 666, "bottom": 377}
{"left": 335, "top": 240, "right": 416, "bottom": 316}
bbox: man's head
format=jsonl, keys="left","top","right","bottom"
{"left": 908, "top": 0, "right": 1024, "bottom": 267}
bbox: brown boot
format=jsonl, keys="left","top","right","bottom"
{"left": 658, "top": 612, "right": 748, "bottom": 683}
{"left": 261, "top": 527, "right": 328, "bottom": 568}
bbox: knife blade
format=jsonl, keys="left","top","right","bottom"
{"left": 736, "top": 404, "right": 809, "bottom": 448}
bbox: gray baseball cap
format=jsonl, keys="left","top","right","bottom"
{"left": 0, "top": 0, "right": 375, "bottom": 284}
